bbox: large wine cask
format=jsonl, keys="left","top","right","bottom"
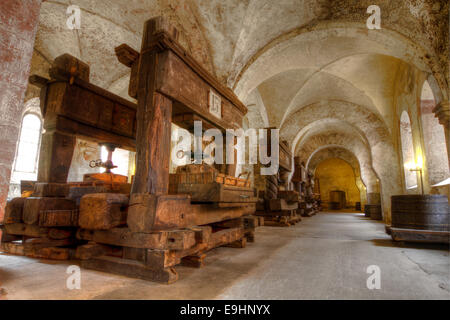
{"left": 367, "top": 193, "right": 381, "bottom": 205}
{"left": 391, "top": 195, "right": 449, "bottom": 231}
{"left": 365, "top": 204, "right": 382, "bottom": 220}
{"left": 364, "top": 205, "right": 370, "bottom": 217}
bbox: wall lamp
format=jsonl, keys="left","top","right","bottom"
{"left": 405, "top": 161, "right": 424, "bottom": 195}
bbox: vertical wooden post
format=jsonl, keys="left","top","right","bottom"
{"left": 131, "top": 18, "right": 173, "bottom": 196}
{"left": 225, "top": 135, "right": 238, "bottom": 177}
{"left": 37, "top": 54, "right": 91, "bottom": 184}
{"left": 37, "top": 130, "right": 76, "bottom": 183}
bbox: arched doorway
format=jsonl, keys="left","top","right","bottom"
{"left": 314, "top": 158, "right": 361, "bottom": 210}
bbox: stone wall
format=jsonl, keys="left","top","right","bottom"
{"left": 0, "top": 0, "right": 42, "bottom": 224}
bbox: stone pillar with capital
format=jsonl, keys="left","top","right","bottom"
{"left": 433, "top": 100, "right": 450, "bottom": 169}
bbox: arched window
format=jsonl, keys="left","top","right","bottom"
{"left": 9, "top": 102, "right": 43, "bottom": 199}
{"left": 14, "top": 114, "right": 42, "bottom": 175}
{"left": 420, "top": 80, "right": 449, "bottom": 185}
{"left": 400, "top": 111, "right": 417, "bottom": 189}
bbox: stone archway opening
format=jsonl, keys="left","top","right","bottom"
{"left": 306, "top": 146, "right": 369, "bottom": 209}
{"left": 420, "top": 80, "right": 450, "bottom": 187}
{"left": 314, "top": 158, "right": 361, "bottom": 211}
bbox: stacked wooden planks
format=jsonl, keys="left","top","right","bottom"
{"left": 254, "top": 142, "right": 302, "bottom": 227}
{"left": 77, "top": 215, "right": 263, "bottom": 283}
{"left": 292, "top": 157, "right": 320, "bottom": 217}
{"left": 0, "top": 167, "right": 262, "bottom": 283}
{"left": 1, "top": 183, "right": 81, "bottom": 260}
{"left": 76, "top": 164, "right": 261, "bottom": 283}
{"left": 302, "top": 172, "right": 320, "bottom": 216}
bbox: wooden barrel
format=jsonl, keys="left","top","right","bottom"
{"left": 391, "top": 195, "right": 449, "bottom": 231}
{"left": 365, "top": 204, "right": 382, "bottom": 220}
{"left": 364, "top": 205, "right": 370, "bottom": 217}
{"left": 367, "top": 193, "right": 381, "bottom": 205}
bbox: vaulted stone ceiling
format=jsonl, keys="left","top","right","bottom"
{"left": 26, "top": 0, "right": 448, "bottom": 222}
{"left": 29, "top": 0, "right": 448, "bottom": 99}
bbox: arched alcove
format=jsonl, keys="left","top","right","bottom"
{"left": 307, "top": 147, "right": 368, "bottom": 207}
{"left": 314, "top": 158, "right": 361, "bottom": 209}
{"left": 420, "top": 80, "right": 449, "bottom": 185}
{"left": 400, "top": 111, "right": 417, "bottom": 190}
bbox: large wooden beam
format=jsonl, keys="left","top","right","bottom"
{"left": 81, "top": 256, "right": 178, "bottom": 284}
{"left": 77, "top": 227, "right": 196, "bottom": 250}
{"left": 128, "top": 193, "right": 255, "bottom": 232}
{"left": 79, "top": 193, "right": 129, "bottom": 230}
{"left": 37, "top": 131, "right": 76, "bottom": 183}
{"left": 22, "top": 198, "right": 76, "bottom": 225}
{"left": 131, "top": 19, "right": 173, "bottom": 195}
{"left": 132, "top": 93, "right": 172, "bottom": 195}
{"left": 390, "top": 227, "right": 450, "bottom": 244}
{"left": 127, "top": 17, "right": 253, "bottom": 232}
{"left": 30, "top": 54, "right": 139, "bottom": 184}
{"left": 2, "top": 223, "right": 48, "bottom": 237}
{"left": 3, "top": 198, "right": 25, "bottom": 224}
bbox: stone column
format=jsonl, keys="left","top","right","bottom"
{"left": 0, "top": 0, "right": 42, "bottom": 224}
{"left": 433, "top": 101, "right": 450, "bottom": 169}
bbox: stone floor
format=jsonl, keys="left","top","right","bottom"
{"left": 0, "top": 211, "right": 449, "bottom": 300}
